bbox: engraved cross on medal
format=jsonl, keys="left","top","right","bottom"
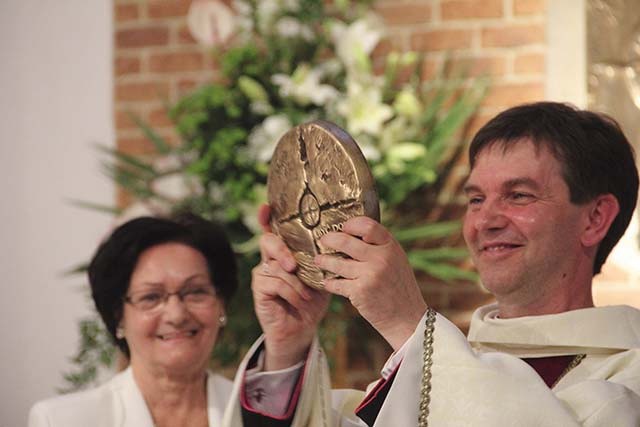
{"left": 267, "top": 120, "right": 380, "bottom": 289}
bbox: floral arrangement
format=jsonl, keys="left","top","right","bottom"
{"left": 64, "top": 0, "right": 485, "bottom": 390}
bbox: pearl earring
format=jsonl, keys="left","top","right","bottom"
{"left": 116, "top": 327, "right": 125, "bottom": 339}
{"left": 219, "top": 315, "right": 227, "bottom": 327}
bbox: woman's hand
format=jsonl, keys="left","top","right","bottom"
{"left": 251, "top": 205, "right": 330, "bottom": 370}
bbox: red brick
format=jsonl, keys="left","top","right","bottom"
{"left": 177, "top": 25, "right": 198, "bottom": 45}
{"left": 115, "top": 110, "right": 137, "bottom": 130}
{"left": 514, "top": 52, "right": 545, "bottom": 74}
{"left": 481, "top": 24, "right": 545, "bottom": 48}
{"left": 117, "top": 136, "right": 157, "bottom": 156}
{"left": 420, "top": 57, "right": 444, "bottom": 81}
{"left": 116, "top": 27, "right": 169, "bottom": 48}
{"left": 371, "top": 36, "right": 404, "bottom": 60}
{"left": 451, "top": 55, "right": 507, "bottom": 78}
{"left": 465, "top": 113, "right": 495, "bottom": 138}
{"left": 115, "top": 82, "right": 170, "bottom": 102}
{"left": 376, "top": 3, "right": 432, "bottom": 26}
{"left": 117, "top": 131, "right": 179, "bottom": 155}
{"left": 513, "top": 0, "right": 547, "bottom": 15}
{"left": 114, "top": 56, "right": 141, "bottom": 76}
{"left": 441, "top": 0, "right": 503, "bottom": 20}
{"left": 115, "top": 4, "right": 139, "bottom": 22}
{"left": 411, "top": 29, "right": 474, "bottom": 51}
{"left": 148, "top": 108, "right": 174, "bottom": 128}
{"left": 147, "top": 0, "right": 190, "bottom": 19}
{"left": 177, "top": 79, "right": 203, "bottom": 95}
{"left": 116, "top": 189, "right": 134, "bottom": 212}
{"left": 481, "top": 82, "right": 545, "bottom": 109}
{"left": 149, "top": 51, "right": 205, "bottom": 73}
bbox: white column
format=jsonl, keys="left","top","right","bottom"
{"left": 0, "top": 1, "right": 113, "bottom": 425}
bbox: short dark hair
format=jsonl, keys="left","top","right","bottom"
{"left": 88, "top": 213, "right": 238, "bottom": 356}
{"left": 469, "top": 101, "right": 639, "bottom": 275}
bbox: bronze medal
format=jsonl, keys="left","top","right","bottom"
{"left": 267, "top": 120, "right": 380, "bottom": 289}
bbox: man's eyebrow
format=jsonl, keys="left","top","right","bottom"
{"left": 462, "top": 177, "right": 540, "bottom": 194}
{"left": 502, "top": 177, "right": 540, "bottom": 190}
{"left": 462, "top": 183, "right": 481, "bottom": 194}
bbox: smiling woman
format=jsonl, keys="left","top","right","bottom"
{"left": 28, "top": 213, "right": 238, "bottom": 427}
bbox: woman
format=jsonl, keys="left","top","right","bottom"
{"left": 29, "top": 213, "right": 238, "bottom": 427}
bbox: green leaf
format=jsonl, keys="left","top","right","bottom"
{"left": 102, "top": 163, "right": 155, "bottom": 199}
{"left": 66, "top": 199, "right": 122, "bottom": 216}
{"left": 407, "top": 247, "right": 469, "bottom": 261}
{"left": 96, "top": 144, "right": 155, "bottom": 176}
{"left": 63, "top": 262, "right": 89, "bottom": 276}
{"left": 409, "top": 258, "right": 478, "bottom": 282}
{"left": 392, "top": 220, "right": 462, "bottom": 243}
{"left": 128, "top": 113, "right": 172, "bottom": 154}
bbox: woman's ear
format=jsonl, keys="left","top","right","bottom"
{"left": 581, "top": 194, "right": 620, "bottom": 247}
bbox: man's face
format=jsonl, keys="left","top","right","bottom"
{"left": 462, "top": 140, "right": 589, "bottom": 305}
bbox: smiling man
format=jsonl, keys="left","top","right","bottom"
{"left": 223, "top": 102, "right": 640, "bottom": 426}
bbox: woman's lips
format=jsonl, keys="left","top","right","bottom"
{"left": 157, "top": 329, "right": 198, "bottom": 340}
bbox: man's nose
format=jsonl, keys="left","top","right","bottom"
{"left": 473, "top": 198, "right": 508, "bottom": 232}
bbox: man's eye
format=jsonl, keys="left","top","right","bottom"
{"left": 511, "top": 193, "right": 531, "bottom": 199}
{"left": 468, "top": 196, "right": 483, "bottom": 206}
{"left": 510, "top": 192, "right": 533, "bottom": 201}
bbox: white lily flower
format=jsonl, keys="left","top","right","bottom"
{"left": 394, "top": 87, "right": 422, "bottom": 119}
{"left": 151, "top": 172, "right": 204, "bottom": 202}
{"left": 272, "top": 64, "right": 339, "bottom": 106}
{"left": 208, "top": 182, "right": 225, "bottom": 205}
{"left": 331, "top": 15, "right": 383, "bottom": 74}
{"left": 232, "top": 0, "right": 253, "bottom": 35}
{"left": 238, "top": 184, "right": 267, "bottom": 234}
{"left": 187, "top": 0, "right": 235, "bottom": 47}
{"left": 379, "top": 117, "right": 409, "bottom": 151}
{"left": 352, "top": 133, "right": 381, "bottom": 161}
{"left": 276, "top": 16, "right": 314, "bottom": 41}
{"left": 336, "top": 78, "right": 393, "bottom": 137}
{"left": 388, "top": 142, "right": 426, "bottom": 161}
{"left": 152, "top": 154, "right": 183, "bottom": 173}
{"left": 281, "top": 0, "right": 301, "bottom": 11}
{"left": 247, "top": 115, "right": 292, "bottom": 162}
{"left": 256, "top": 0, "right": 279, "bottom": 34}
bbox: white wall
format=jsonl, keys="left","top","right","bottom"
{"left": 545, "top": 0, "right": 587, "bottom": 106}
{"left": 0, "top": 1, "right": 113, "bottom": 425}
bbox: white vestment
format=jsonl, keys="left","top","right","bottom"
{"left": 29, "top": 367, "right": 233, "bottom": 427}
{"left": 223, "top": 304, "right": 640, "bottom": 427}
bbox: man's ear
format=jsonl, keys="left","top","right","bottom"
{"left": 581, "top": 194, "right": 620, "bottom": 247}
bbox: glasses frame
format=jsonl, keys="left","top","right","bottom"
{"left": 123, "top": 285, "right": 217, "bottom": 312}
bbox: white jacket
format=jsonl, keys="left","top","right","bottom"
{"left": 29, "top": 367, "right": 233, "bottom": 427}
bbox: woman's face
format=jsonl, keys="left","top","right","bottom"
{"left": 120, "top": 242, "right": 224, "bottom": 377}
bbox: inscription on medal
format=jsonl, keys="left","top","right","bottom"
{"left": 267, "top": 120, "right": 380, "bottom": 289}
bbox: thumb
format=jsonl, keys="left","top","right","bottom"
{"left": 258, "top": 204, "right": 272, "bottom": 233}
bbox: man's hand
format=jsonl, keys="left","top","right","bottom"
{"left": 251, "top": 205, "right": 330, "bottom": 371}
{"left": 315, "top": 216, "right": 427, "bottom": 350}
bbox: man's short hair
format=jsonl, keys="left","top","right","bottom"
{"left": 468, "top": 101, "right": 639, "bottom": 275}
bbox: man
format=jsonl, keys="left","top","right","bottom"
{"left": 222, "top": 102, "right": 640, "bottom": 426}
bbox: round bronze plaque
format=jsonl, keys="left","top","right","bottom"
{"left": 267, "top": 120, "right": 380, "bottom": 289}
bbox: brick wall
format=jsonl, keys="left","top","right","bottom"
{"left": 373, "top": 0, "right": 546, "bottom": 136}
{"left": 114, "top": 0, "right": 224, "bottom": 205}
{"left": 113, "top": 0, "right": 548, "bottom": 386}
{"left": 114, "top": 0, "right": 547, "bottom": 160}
